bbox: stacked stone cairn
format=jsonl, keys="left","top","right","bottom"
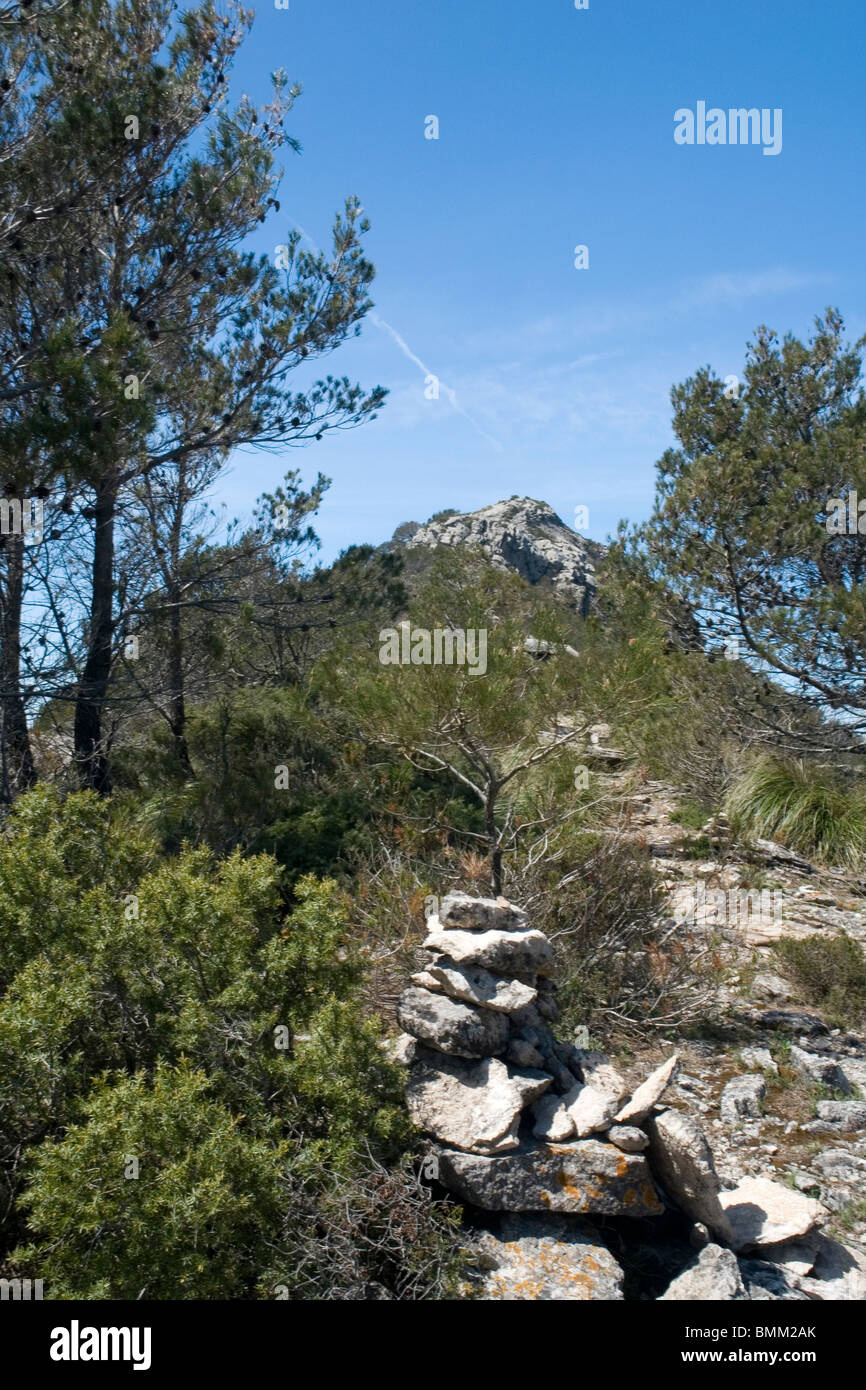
{"left": 396, "top": 892, "right": 670, "bottom": 1218}
{"left": 392, "top": 893, "right": 855, "bottom": 1300}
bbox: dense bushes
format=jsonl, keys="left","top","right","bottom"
{"left": 0, "top": 789, "right": 463, "bottom": 1298}
{"left": 16, "top": 1062, "right": 288, "bottom": 1300}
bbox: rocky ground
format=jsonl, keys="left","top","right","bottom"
{"left": 387, "top": 774, "right": 866, "bottom": 1300}
{"left": 618, "top": 776, "right": 866, "bottom": 1257}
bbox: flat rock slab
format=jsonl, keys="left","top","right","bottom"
{"left": 397, "top": 987, "right": 509, "bottom": 1058}
{"left": 436, "top": 892, "right": 527, "bottom": 932}
{"left": 798, "top": 1233, "right": 866, "bottom": 1301}
{"left": 471, "top": 1215, "right": 624, "bottom": 1300}
{"left": 435, "top": 1138, "right": 663, "bottom": 1216}
{"left": 406, "top": 1053, "right": 551, "bottom": 1154}
{"left": 658, "top": 1244, "right": 748, "bottom": 1301}
{"left": 424, "top": 957, "right": 537, "bottom": 1013}
{"left": 423, "top": 924, "right": 555, "bottom": 978}
{"left": 719, "top": 1177, "right": 826, "bottom": 1252}
{"left": 616, "top": 1054, "right": 679, "bottom": 1125}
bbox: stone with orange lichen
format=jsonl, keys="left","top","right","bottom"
{"left": 468, "top": 1215, "right": 624, "bottom": 1300}
{"left": 435, "top": 1137, "right": 662, "bottom": 1214}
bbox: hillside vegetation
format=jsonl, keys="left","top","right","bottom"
{"left": 2, "top": 0, "right": 865, "bottom": 1300}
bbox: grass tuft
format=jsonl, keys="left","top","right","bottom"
{"left": 725, "top": 755, "right": 866, "bottom": 870}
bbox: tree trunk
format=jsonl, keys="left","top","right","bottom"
{"left": 485, "top": 787, "right": 503, "bottom": 895}
{"left": 74, "top": 479, "right": 117, "bottom": 794}
{"left": 167, "top": 580, "right": 192, "bottom": 777}
{"left": 0, "top": 535, "right": 36, "bottom": 801}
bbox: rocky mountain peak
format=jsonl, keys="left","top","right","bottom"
{"left": 394, "top": 497, "right": 605, "bottom": 615}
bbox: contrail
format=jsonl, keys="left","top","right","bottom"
{"left": 292, "top": 222, "right": 502, "bottom": 453}
{"left": 369, "top": 313, "right": 503, "bottom": 452}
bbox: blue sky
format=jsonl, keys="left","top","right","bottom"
{"left": 220, "top": 0, "right": 866, "bottom": 564}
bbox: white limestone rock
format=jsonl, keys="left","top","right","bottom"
{"left": 658, "top": 1244, "right": 748, "bottom": 1301}
{"left": 531, "top": 1093, "right": 576, "bottom": 1142}
{"left": 719, "top": 1177, "right": 826, "bottom": 1252}
{"left": 423, "top": 957, "right": 537, "bottom": 1013}
{"left": 798, "top": 1233, "right": 866, "bottom": 1301}
{"left": 644, "top": 1109, "right": 734, "bottom": 1241}
{"left": 406, "top": 1052, "right": 551, "bottom": 1154}
{"left": 396, "top": 986, "right": 509, "bottom": 1058}
{"left": 606, "top": 1124, "right": 649, "bottom": 1153}
{"left": 564, "top": 1082, "right": 620, "bottom": 1139}
{"left": 436, "top": 892, "right": 528, "bottom": 932}
{"left": 740, "top": 1046, "right": 778, "bottom": 1075}
{"left": 423, "top": 924, "right": 555, "bottom": 978}
{"left": 405, "top": 497, "right": 602, "bottom": 614}
{"left": 615, "top": 1054, "right": 680, "bottom": 1125}
{"left": 720, "top": 1073, "right": 766, "bottom": 1125}
{"left": 572, "top": 1049, "right": 629, "bottom": 1104}
{"left": 789, "top": 1045, "right": 852, "bottom": 1094}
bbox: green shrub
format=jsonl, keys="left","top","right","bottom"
{"left": 0, "top": 789, "right": 464, "bottom": 1297}
{"left": 117, "top": 686, "right": 371, "bottom": 882}
{"left": 772, "top": 933, "right": 866, "bottom": 1028}
{"left": 259, "top": 1153, "right": 466, "bottom": 1301}
{"left": 14, "top": 1062, "right": 288, "bottom": 1300}
{"left": 669, "top": 801, "right": 708, "bottom": 831}
{"left": 725, "top": 756, "right": 866, "bottom": 869}
{"left": 0, "top": 787, "right": 156, "bottom": 986}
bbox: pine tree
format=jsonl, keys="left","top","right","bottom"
{"left": 1, "top": 0, "right": 385, "bottom": 793}
{"left": 639, "top": 309, "right": 866, "bottom": 753}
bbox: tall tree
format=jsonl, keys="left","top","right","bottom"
{"left": 0, "top": 1, "right": 87, "bottom": 799}
{"left": 2, "top": 0, "right": 385, "bottom": 794}
{"left": 638, "top": 309, "right": 866, "bottom": 753}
